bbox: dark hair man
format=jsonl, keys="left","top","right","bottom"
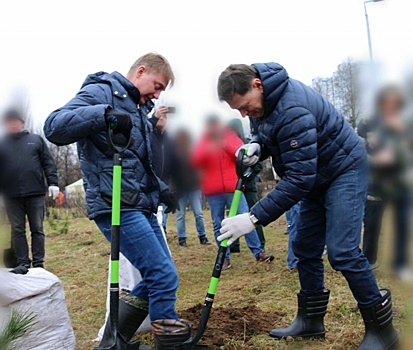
{"left": 0, "top": 109, "right": 58, "bottom": 274}
{"left": 44, "top": 53, "right": 189, "bottom": 349}
{"left": 216, "top": 63, "right": 398, "bottom": 350}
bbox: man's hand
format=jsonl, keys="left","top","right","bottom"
{"left": 48, "top": 186, "right": 60, "bottom": 200}
{"left": 155, "top": 106, "right": 169, "bottom": 119}
{"left": 217, "top": 213, "right": 256, "bottom": 246}
{"left": 105, "top": 110, "right": 133, "bottom": 137}
{"left": 236, "top": 143, "right": 261, "bottom": 166}
{"left": 159, "top": 190, "right": 180, "bottom": 214}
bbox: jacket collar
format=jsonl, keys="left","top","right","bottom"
{"left": 110, "top": 72, "right": 141, "bottom": 104}
{"left": 7, "top": 130, "right": 29, "bottom": 140}
{"left": 252, "top": 62, "right": 289, "bottom": 118}
{"left": 81, "top": 71, "right": 141, "bottom": 105}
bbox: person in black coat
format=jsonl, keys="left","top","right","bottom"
{"left": 216, "top": 63, "right": 398, "bottom": 350}
{"left": 149, "top": 105, "right": 177, "bottom": 233}
{"left": 0, "top": 109, "right": 59, "bottom": 273}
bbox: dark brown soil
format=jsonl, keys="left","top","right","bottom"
{"left": 178, "top": 304, "right": 285, "bottom": 349}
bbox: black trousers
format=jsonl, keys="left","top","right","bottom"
{"left": 6, "top": 195, "right": 46, "bottom": 267}
{"left": 363, "top": 193, "right": 410, "bottom": 269}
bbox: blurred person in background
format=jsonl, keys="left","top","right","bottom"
{"left": 285, "top": 202, "right": 300, "bottom": 270}
{"left": 358, "top": 85, "right": 412, "bottom": 281}
{"left": 172, "top": 128, "right": 211, "bottom": 247}
{"left": 0, "top": 109, "right": 59, "bottom": 274}
{"left": 149, "top": 105, "right": 177, "bottom": 234}
{"left": 227, "top": 118, "right": 266, "bottom": 251}
{"left": 192, "top": 115, "right": 274, "bottom": 270}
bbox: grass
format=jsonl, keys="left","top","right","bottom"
{"left": 1, "top": 209, "right": 412, "bottom": 349}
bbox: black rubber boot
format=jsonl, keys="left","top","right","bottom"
{"left": 98, "top": 294, "right": 149, "bottom": 349}
{"left": 269, "top": 289, "right": 330, "bottom": 339}
{"left": 152, "top": 319, "right": 191, "bottom": 350}
{"left": 357, "top": 289, "right": 398, "bottom": 350}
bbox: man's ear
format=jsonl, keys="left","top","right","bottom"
{"left": 136, "top": 65, "right": 146, "bottom": 78}
{"left": 252, "top": 78, "right": 263, "bottom": 93}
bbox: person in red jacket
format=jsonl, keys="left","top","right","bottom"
{"left": 192, "top": 115, "right": 274, "bottom": 270}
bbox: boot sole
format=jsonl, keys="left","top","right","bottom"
{"left": 269, "top": 332, "right": 325, "bottom": 340}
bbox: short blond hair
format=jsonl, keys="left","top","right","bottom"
{"left": 128, "top": 53, "right": 175, "bottom": 86}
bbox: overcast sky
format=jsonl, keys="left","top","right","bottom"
{"left": 0, "top": 0, "right": 411, "bottom": 134}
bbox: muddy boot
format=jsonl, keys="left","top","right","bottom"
{"left": 152, "top": 319, "right": 191, "bottom": 350}
{"left": 98, "top": 294, "right": 149, "bottom": 348}
{"left": 269, "top": 289, "right": 330, "bottom": 339}
{"left": 357, "top": 289, "right": 398, "bottom": 350}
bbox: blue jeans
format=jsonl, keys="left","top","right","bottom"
{"left": 287, "top": 202, "right": 300, "bottom": 269}
{"left": 95, "top": 211, "right": 178, "bottom": 321}
{"left": 176, "top": 190, "right": 206, "bottom": 239}
{"left": 206, "top": 193, "right": 262, "bottom": 261}
{"left": 292, "top": 164, "right": 381, "bottom": 306}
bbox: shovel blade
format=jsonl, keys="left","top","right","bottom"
{"left": 173, "top": 338, "right": 208, "bottom": 350}
{"left": 94, "top": 334, "right": 142, "bottom": 350}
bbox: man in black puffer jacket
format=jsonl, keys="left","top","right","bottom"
{"left": 0, "top": 109, "right": 59, "bottom": 273}
{"left": 217, "top": 63, "right": 398, "bottom": 350}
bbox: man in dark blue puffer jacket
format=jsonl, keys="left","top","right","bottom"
{"left": 217, "top": 63, "right": 398, "bottom": 350}
{"left": 44, "top": 53, "right": 190, "bottom": 349}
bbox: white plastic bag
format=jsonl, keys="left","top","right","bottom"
{"left": 0, "top": 268, "right": 75, "bottom": 350}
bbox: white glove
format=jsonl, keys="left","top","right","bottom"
{"left": 217, "top": 213, "right": 256, "bottom": 246}
{"left": 235, "top": 143, "right": 261, "bottom": 166}
{"left": 48, "top": 186, "right": 60, "bottom": 200}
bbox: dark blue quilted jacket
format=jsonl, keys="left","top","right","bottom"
{"left": 249, "top": 63, "right": 367, "bottom": 226}
{"left": 44, "top": 72, "right": 163, "bottom": 219}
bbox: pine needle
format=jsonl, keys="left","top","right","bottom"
{"left": 0, "top": 309, "right": 37, "bottom": 350}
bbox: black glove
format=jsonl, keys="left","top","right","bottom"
{"left": 105, "top": 110, "right": 133, "bottom": 137}
{"left": 160, "top": 190, "right": 180, "bottom": 214}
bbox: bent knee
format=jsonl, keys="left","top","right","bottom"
{"left": 327, "top": 248, "right": 367, "bottom": 271}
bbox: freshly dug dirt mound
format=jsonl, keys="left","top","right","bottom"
{"left": 178, "top": 304, "right": 284, "bottom": 349}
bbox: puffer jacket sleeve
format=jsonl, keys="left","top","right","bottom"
{"left": 44, "top": 84, "right": 111, "bottom": 146}
{"left": 251, "top": 107, "right": 318, "bottom": 226}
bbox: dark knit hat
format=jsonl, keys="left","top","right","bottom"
{"left": 3, "top": 109, "right": 25, "bottom": 123}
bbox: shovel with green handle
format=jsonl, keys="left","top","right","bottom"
{"left": 176, "top": 148, "right": 252, "bottom": 350}
{"left": 94, "top": 111, "right": 145, "bottom": 350}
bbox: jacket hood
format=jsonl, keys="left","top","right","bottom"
{"left": 227, "top": 118, "right": 245, "bottom": 141}
{"left": 81, "top": 71, "right": 141, "bottom": 104}
{"left": 252, "top": 62, "right": 289, "bottom": 117}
